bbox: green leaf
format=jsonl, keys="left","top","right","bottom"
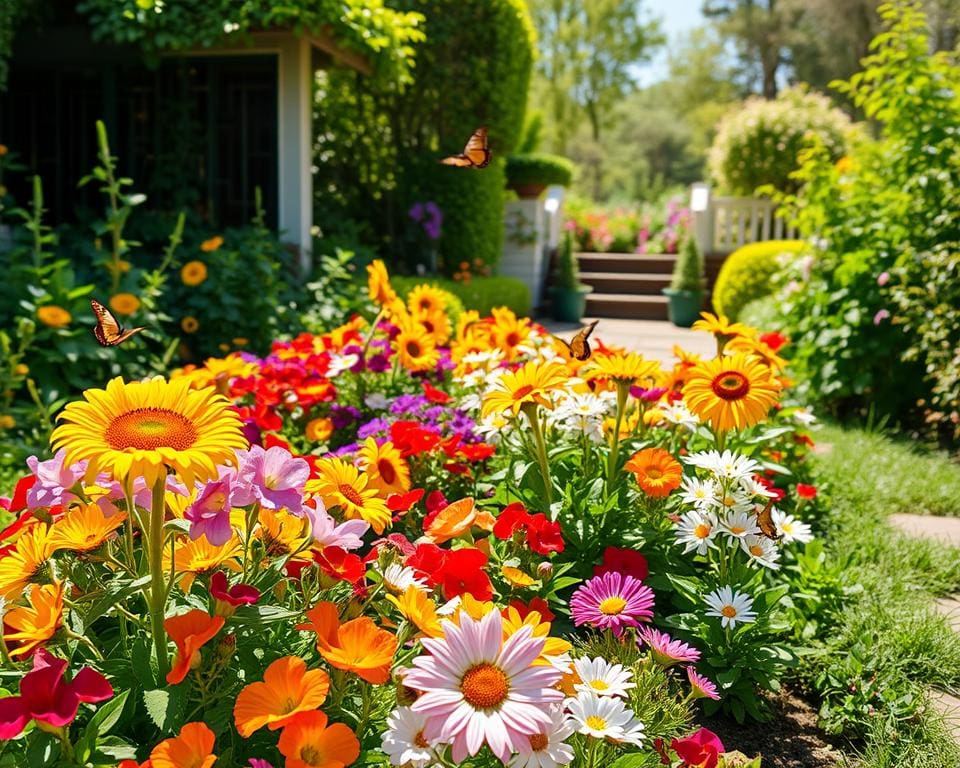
{"left": 608, "top": 755, "right": 649, "bottom": 768}
{"left": 143, "top": 686, "right": 187, "bottom": 734}
{"left": 87, "top": 689, "right": 130, "bottom": 736}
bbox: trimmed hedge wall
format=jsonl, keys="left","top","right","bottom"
{"left": 712, "top": 240, "right": 806, "bottom": 319}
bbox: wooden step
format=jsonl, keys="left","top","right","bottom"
{"left": 585, "top": 293, "right": 669, "bottom": 320}
{"left": 577, "top": 252, "right": 676, "bottom": 274}
{"left": 580, "top": 271, "right": 671, "bottom": 295}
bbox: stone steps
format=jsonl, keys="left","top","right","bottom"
{"left": 584, "top": 293, "right": 669, "bottom": 320}
{"left": 576, "top": 252, "right": 676, "bottom": 320}
{"left": 579, "top": 271, "right": 672, "bottom": 295}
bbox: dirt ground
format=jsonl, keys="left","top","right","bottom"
{"left": 700, "top": 688, "right": 845, "bottom": 768}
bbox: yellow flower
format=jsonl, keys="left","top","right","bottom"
{"left": 501, "top": 566, "right": 536, "bottom": 588}
{"left": 481, "top": 360, "right": 569, "bottom": 417}
{"left": 358, "top": 438, "right": 410, "bottom": 498}
{"left": 387, "top": 586, "right": 443, "bottom": 638}
{"left": 0, "top": 524, "right": 54, "bottom": 601}
{"left": 14, "top": 364, "right": 29, "bottom": 376}
{"left": 0, "top": 144, "right": 8, "bottom": 156}
{"left": 201, "top": 235, "right": 224, "bottom": 252}
{"left": 3, "top": 582, "right": 64, "bottom": 659}
{"left": 691, "top": 312, "right": 754, "bottom": 344}
{"left": 51, "top": 376, "right": 247, "bottom": 487}
{"left": 489, "top": 307, "right": 531, "bottom": 362}
{"left": 49, "top": 503, "right": 126, "bottom": 553}
{"left": 407, "top": 284, "right": 447, "bottom": 316}
{"left": 415, "top": 309, "right": 452, "bottom": 346}
{"left": 232, "top": 337, "right": 248, "bottom": 346}
{"left": 367, "top": 259, "right": 398, "bottom": 307}
{"left": 163, "top": 534, "right": 243, "bottom": 591}
{"left": 305, "top": 417, "right": 334, "bottom": 443}
{"left": 394, "top": 318, "right": 439, "bottom": 373}
{"left": 109, "top": 293, "right": 141, "bottom": 316}
{"left": 585, "top": 351, "right": 662, "bottom": 388}
{"left": 683, "top": 352, "right": 781, "bottom": 432}
{"left": 307, "top": 458, "right": 391, "bottom": 534}
{"left": 257, "top": 509, "right": 312, "bottom": 563}
{"left": 172, "top": 354, "right": 256, "bottom": 392}
{"left": 0, "top": 415, "right": 15, "bottom": 430}
{"left": 835, "top": 156, "right": 854, "bottom": 173}
{"left": 181, "top": 316, "right": 200, "bottom": 334}
{"left": 726, "top": 335, "right": 788, "bottom": 371}
{"left": 37, "top": 305, "right": 72, "bottom": 328}
{"left": 181, "top": 260, "right": 208, "bottom": 286}
{"left": 501, "top": 606, "right": 572, "bottom": 664}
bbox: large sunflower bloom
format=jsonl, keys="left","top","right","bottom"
{"left": 407, "top": 284, "right": 447, "bottom": 316}
{"left": 3, "top": 582, "right": 64, "bottom": 659}
{"left": 394, "top": 319, "right": 440, "bottom": 373}
{"left": 307, "top": 458, "right": 391, "bottom": 534}
{"left": 0, "top": 524, "right": 54, "bottom": 600}
{"left": 358, "top": 438, "right": 411, "bottom": 499}
{"left": 683, "top": 353, "right": 781, "bottom": 431}
{"left": 481, "top": 360, "right": 569, "bottom": 417}
{"left": 691, "top": 312, "right": 755, "bottom": 347}
{"left": 51, "top": 376, "right": 247, "bottom": 487}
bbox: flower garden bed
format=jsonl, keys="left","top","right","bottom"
{"left": 0, "top": 264, "right": 822, "bottom": 768}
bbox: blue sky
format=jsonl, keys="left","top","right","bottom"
{"left": 640, "top": 0, "right": 705, "bottom": 84}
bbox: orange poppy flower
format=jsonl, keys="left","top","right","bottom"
{"left": 300, "top": 601, "right": 397, "bottom": 684}
{"left": 233, "top": 656, "right": 330, "bottom": 737}
{"left": 277, "top": 710, "right": 360, "bottom": 768}
{"left": 624, "top": 447, "right": 683, "bottom": 498}
{"left": 424, "top": 497, "right": 480, "bottom": 544}
{"left": 149, "top": 721, "right": 217, "bottom": 768}
{"left": 3, "top": 582, "right": 64, "bottom": 659}
{"left": 164, "top": 610, "right": 225, "bottom": 685}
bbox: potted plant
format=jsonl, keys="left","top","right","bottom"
{"left": 551, "top": 231, "right": 592, "bottom": 322}
{"left": 662, "top": 235, "right": 704, "bottom": 327}
{"left": 506, "top": 153, "right": 575, "bottom": 199}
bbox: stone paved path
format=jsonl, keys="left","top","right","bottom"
{"left": 538, "top": 317, "right": 717, "bottom": 366}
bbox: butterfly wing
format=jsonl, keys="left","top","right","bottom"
{"left": 463, "top": 126, "right": 491, "bottom": 168}
{"left": 440, "top": 154, "right": 474, "bottom": 167}
{"left": 756, "top": 499, "right": 780, "bottom": 540}
{"left": 568, "top": 320, "right": 599, "bottom": 361}
{"left": 91, "top": 299, "right": 145, "bottom": 347}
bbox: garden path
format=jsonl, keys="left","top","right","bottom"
{"left": 540, "top": 317, "right": 716, "bottom": 366}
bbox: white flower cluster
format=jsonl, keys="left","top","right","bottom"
{"left": 546, "top": 390, "right": 615, "bottom": 445}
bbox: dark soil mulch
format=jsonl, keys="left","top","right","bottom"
{"left": 700, "top": 688, "right": 845, "bottom": 768}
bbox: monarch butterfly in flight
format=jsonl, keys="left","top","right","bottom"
{"left": 90, "top": 299, "right": 146, "bottom": 347}
{"left": 555, "top": 320, "right": 599, "bottom": 362}
{"left": 756, "top": 498, "right": 780, "bottom": 540}
{"left": 440, "top": 126, "right": 492, "bottom": 169}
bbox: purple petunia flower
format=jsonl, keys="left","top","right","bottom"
{"left": 367, "top": 353, "right": 391, "bottom": 373}
{"left": 357, "top": 418, "right": 391, "bottom": 440}
{"left": 185, "top": 467, "right": 238, "bottom": 545}
{"left": 637, "top": 625, "right": 701, "bottom": 667}
{"left": 26, "top": 449, "right": 86, "bottom": 508}
{"left": 233, "top": 445, "right": 310, "bottom": 516}
{"left": 570, "top": 571, "right": 655, "bottom": 637}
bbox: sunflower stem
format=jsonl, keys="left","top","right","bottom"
{"left": 148, "top": 477, "right": 169, "bottom": 681}
{"left": 522, "top": 403, "right": 553, "bottom": 506}
{"left": 605, "top": 382, "right": 630, "bottom": 492}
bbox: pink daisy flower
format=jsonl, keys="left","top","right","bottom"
{"left": 687, "top": 668, "right": 720, "bottom": 700}
{"left": 404, "top": 610, "right": 564, "bottom": 763}
{"left": 570, "top": 571, "right": 654, "bottom": 637}
{"left": 637, "top": 626, "right": 701, "bottom": 667}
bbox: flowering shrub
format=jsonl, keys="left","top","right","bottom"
{"left": 565, "top": 194, "right": 691, "bottom": 254}
{"left": 0, "top": 257, "right": 820, "bottom": 765}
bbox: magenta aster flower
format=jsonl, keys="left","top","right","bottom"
{"left": 570, "top": 571, "right": 655, "bottom": 637}
{"left": 234, "top": 445, "right": 309, "bottom": 515}
{"left": 185, "top": 467, "right": 237, "bottom": 545}
{"left": 405, "top": 610, "right": 563, "bottom": 763}
{"left": 687, "top": 668, "right": 720, "bottom": 700}
{"left": 637, "top": 626, "right": 701, "bottom": 667}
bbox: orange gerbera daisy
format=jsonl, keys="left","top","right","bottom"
{"left": 683, "top": 353, "right": 781, "bottom": 432}
{"left": 3, "top": 582, "right": 64, "bottom": 659}
{"left": 49, "top": 503, "right": 126, "bottom": 553}
{"left": 624, "top": 447, "right": 683, "bottom": 497}
{"left": 386, "top": 586, "right": 443, "bottom": 638}
{"left": 149, "top": 721, "right": 217, "bottom": 768}
{"left": 277, "top": 710, "right": 360, "bottom": 768}
{"left": 0, "top": 523, "right": 54, "bottom": 600}
{"left": 301, "top": 602, "right": 397, "bottom": 684}
{"left": 481, "top": 360, "right": 568, "bottom": 418}
{"left": 307, "top": 458, "right": 391, "bottom": 534}
{"left": 164, "top": 609, "right": 225, "bottom": 685}
{"left": 234, "top": 656, "right": 330, "bottom": 737}
{"left": 358, "top": 439, "right": 410, "bottom": 499}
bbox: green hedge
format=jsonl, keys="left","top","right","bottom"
{"left": 506, "top": 153, "right": 575, "bottom": 188}
{"left": 392, "top": 275, "right": 531, "bottom": 317}
{"left": 712, "top": 240, "right": 806, "bottom": 319}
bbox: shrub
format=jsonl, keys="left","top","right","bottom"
{"left": 392, "top": 274, "right": 530, "bottom": 316}
{"left": 505, "top": 153, "right": 575, "bottom": 188}
{"left": 554, "top": 232, "right": 583, "bottom": 290}
{"left": 712, "top": 240, "right": 806, "bottom": 319}
{"left": 565, "top": 193, "right": 691, "bottom": 254}
{"left": 708, "top": 86, "right": 852, "bottom": 196}
{"left": 669, "top": 236, "right": 704, "bottom": 293}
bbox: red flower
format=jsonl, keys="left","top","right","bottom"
{"left": 387, "top": 489, "right": 425, "bottom": 513}
{"left": 422, "top": 491, "right": 450, "bottom": 530}
{"left": 443, "top": 462, "right": 472, "bottom": 477}
{"left": 796, "top": 483, "right": 818, "bottom": 499}
{"left": 437, "top": 547, "right": 492, "bottom": 601}
{"left": 6, "top": 475, "right": 35, "bottom": 514}
{"left": 525, "top": 515, "right": 564, "bottom": 555}
{"left": 0, "top": 649, "right": 113, "bottom": 738}
{"left": 507, "top": 597, "right": 555, "bottom": 623}
{"left": 315, "top": 546, "right": 366, "bottom": 583}
{"left": 759, "top": 331, "right": 788, "bottom": 352}
{"left": 440, "top": 435, "right": 462, "bottom": 458}
{"left": 406, "top": 543, "right": 447, "bottom": 588}
{"left": 593, "top": 546, "right": 649, "bottom": 581}
{"left": 264, "top": 433, "right": 292, "bottom": 452}
{"left": 459, "top": 443, "right": 496, "bottom": 462}
{"left": 390, "top": 421, "right": 441, "bottom": 457}
{"left": 671, "top": 727, "right": 725, "bottom": 768}
{"left": 209, "top": 571, "right": 260, "bottom": 607}
{"left": 365, "top": 533, "right": 417, "bottom": 562}
{"left": 422, "top": 381, "right": 451, "bottom": 404}
{"left": 492, "top": 502, "right": 534, "bottom": 540}
{"left": 795, "top": 434, "right": 815, "bottom": 448}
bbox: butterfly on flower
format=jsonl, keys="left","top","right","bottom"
{"left": 440, "top": 127, "right": 491, "bottom": 169}
{"left": 90, "top": 299, "right": 145, "bottom": 346}
{"left": 555, "top": 320, "right": 599, "bottom": 361}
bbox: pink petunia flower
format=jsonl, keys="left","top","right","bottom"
{"left": 405, "top": 610, "right": 564, "bottom": 763}
{"left": 307, "top": 505, "right": 369, "bottom": 550}
{"left": 570, "top": 571, "right": 655, "bottom": 637}
{"left": 638, "top": 626, "right": 701, "bottom": 667}
{"left": 25, "top": 449, "right": 86, "bottom": 508}
{"left": 687, "top": 668, "right": 721, "bottom": 701}
{"left": 185, "top": 466, "right": 238, "bottom": 545}
{"left": 233, "top": 445, "right": 310, "bottom": 516}
{"left": 0, "top": 649, "right": 113, "bottom": 738}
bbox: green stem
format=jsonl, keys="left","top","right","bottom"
{"left": 148, "top": 477, "right": 170, "bottom": 680}
{"left": 522, "top": 404, "right": 553, "bottom": 506}
{"left": 606, "top": 382, "right": 629, "bottom": 491}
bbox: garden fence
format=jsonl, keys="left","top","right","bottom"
{"left": 690, "top": 183, "right": 799, "bottom": 256}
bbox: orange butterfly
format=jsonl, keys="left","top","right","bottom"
{"left": 756, "top": 498, "right": 780, "bottom": 540}
{"left": 555, "top": 320, "right": 599, "bottom": 361}
{"left": 440, "top": 126, "right": 491, "bottom": 169}
{"left": 90, "top": 299, "right": 146, "bottom": 346}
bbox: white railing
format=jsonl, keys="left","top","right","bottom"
{"left": 690, "top": 183, "right": 798, "bottom": 255}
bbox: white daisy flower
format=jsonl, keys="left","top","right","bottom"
{"left": 458, "top": 392, "right": 483, "bottom": 414}
{"left": 717, "top": 488, "right": 755, "bottom": 515}
{"left": 738, "top": 474, "right": 778, "bottom": 499}
{"left": 792, "top": 407, "right": 817, "bottom": 426}
{"left": 364, "top": 392, "right": 390, "bottom": 410}
{"left": 381, "top": 706, "right": 437, "bottom": 767}
{"left": 508, "top": 705, "right": 575, "bottom": 768}
{"left": 380, "top": 563, "right": 428, "bottom": 594}
{"left": 436, "top": 595, "right": 462, "bottom": 616}
{"left": 740, "top": 534, "right": 782, "bottom": 570}
{"left": 680, "top": 476, "right": 719, "bottom": 509}
{"left": 572, "top": 657, "right": 636, "bottom": 698}
{"left": 684, "top": 450, "right": 760, "bottom": 482}
{"left": 327, "top": 352, "right": 359, "bottom": 377}
{"left": 475, "top": 412, "right": 514, "bottom": 444}
{"left": 675, "top": 510, "right": 720, "bottom": 555}
{"left": 662, "top": 401, "right": 700, "bottom": 431}
{"left": 565, "top": 692, "right": 645, "bottom": 746}
{"left": 704, "top": 586, "right": 757, "bottom": 628}
{"left": 456, "top": 369, "right": 489, "bottom": 390}
{"left": 720, "top": 509, "right": 761, "bottom": 540}
{"left": 771, "top": 509, "right": 814, "bottom": 544}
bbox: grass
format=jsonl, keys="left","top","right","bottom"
{"left": 805, "top": 424, "right": 960, "bottom": 767}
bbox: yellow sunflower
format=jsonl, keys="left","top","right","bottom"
{"left": 489, "top": 307, "right": 531, "bottom": 361}
{"left": 109, "top": 293, "right": 141, "bottom": 316}
{"left": 37, "top": 305, "right": 72, "bottom": 329}
{"left": 691, "top": 312, "right": 755, "bottom": 348}
{"left": 0, "top": 524, "right": 54, "bottom": 600}
{"left": 181, "top": 260, "right": 208, "bottom": 286}
{"left": 481, "top": 360, "right": 569, "bottom": 417}
{"left": 683, "top": 352, "right": 781, "bottom": 431}
{"left": 51, "top": 376, "right": 247, "bottom": 488}
{"left": 181, "top": 316, "right": 199, "bottom": 334}
{"left": 367, "top": 259, "right": 398, "bottom": 307}
{"left": 306, "top": 458, "right": 391, "bottom": 534}
{"left": 3, "top": 582, "right": 64, "bottom": 659}
{"left": 163, "top": 534, "right": 243, "bottom": 590}
{"left": 585, "top": 351, "right": 662, "bottom": 389}
{"left": 49, "top": 503, "right": 126, "bottom": 553}
{"left": 358, "top": 438, "right": 411, "bottom": 499}
{"left": 257, "top": 508, "right": 312, "bottom": 561}
{"left": 725, "top": 335, "right": 788, "bottom": 371}
{"left": 415, "top": 309, "right": 452, "bottom": 346}
{"left": 394, "top": 320, "right": 439, "bottom": 373}
{"left": 407, "top": 284, "right": 447, "bottom": 316}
